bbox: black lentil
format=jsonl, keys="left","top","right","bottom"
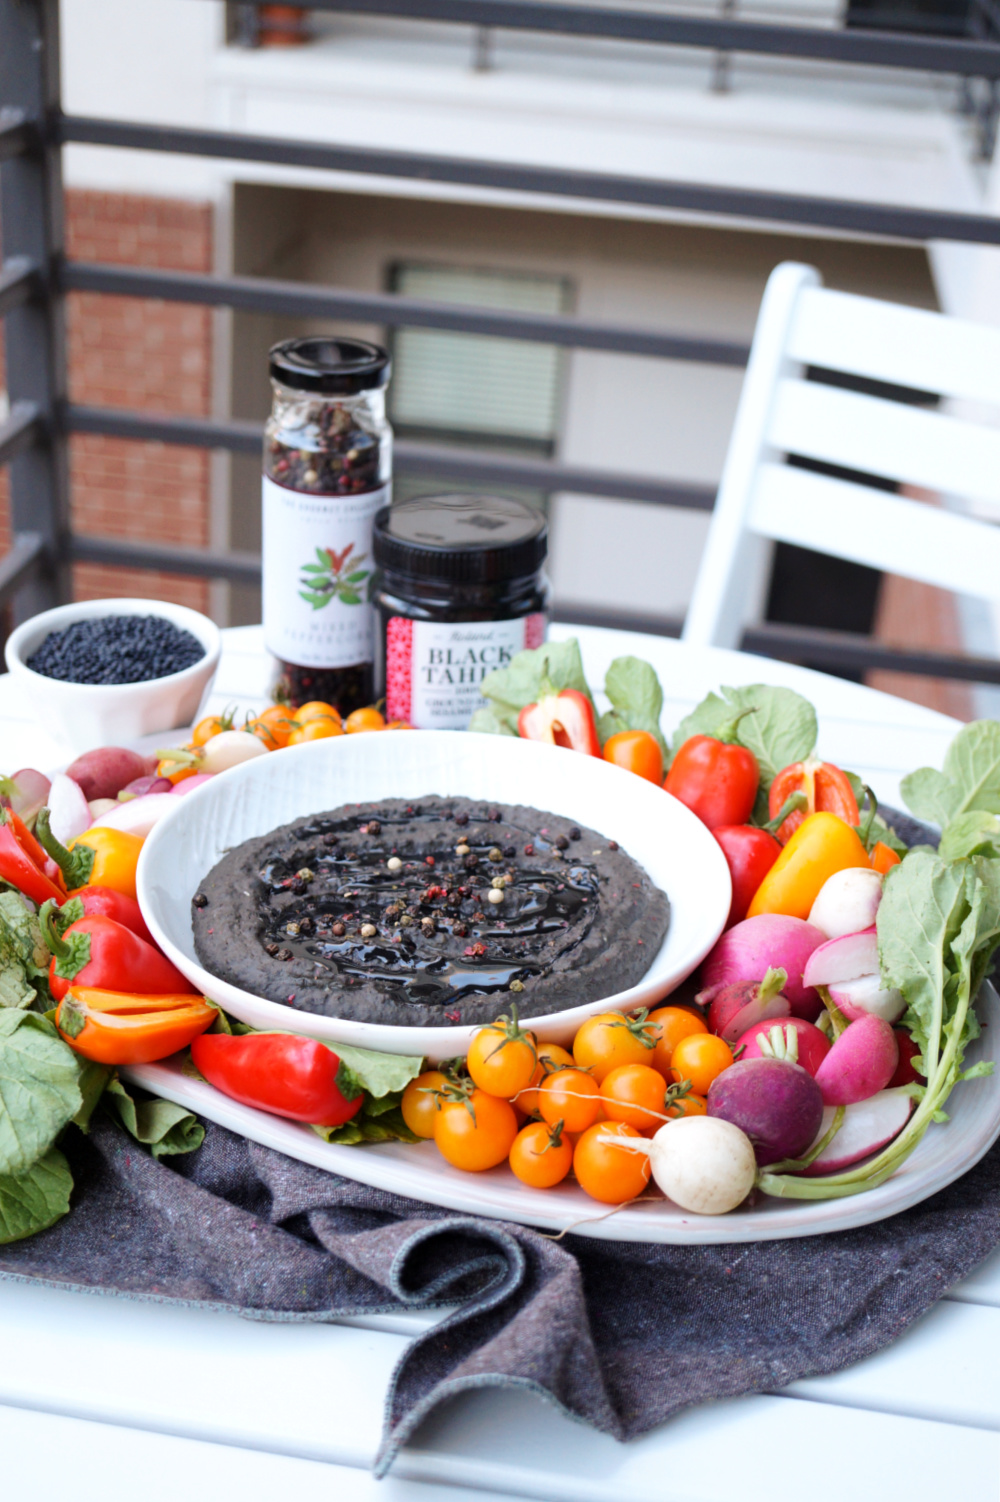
{"left": 28, "top": 614, "right": 204, "bottom": 685}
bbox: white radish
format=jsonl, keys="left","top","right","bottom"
{"left": 827, "top": 973, "right": 905, "bottom": 1025}
{"left": 88, "top": 798, "right": 117, "bottom": 819}
{"left": 808, "top": 867, "right": 884, "bottom": 940}
{"left": 46, "top": 771, "right": 93, "bottom": 845}
{"left": 606, "top": 1115, "right": 757, "bottom": 1215}
{"left": 801, "top": 1090, "right": 913, "bottom": 1175}
{"left": 814, "top": 1014, "right": 899, "bottom": 1106}
{"left": 802, "top": 928, "right": 878, "bottom": 989}
{"left": 157, "top": 731, "right": 268, "bottom": 778}
{"left": 91, "top": 792, "right": 179, "bottom": 839}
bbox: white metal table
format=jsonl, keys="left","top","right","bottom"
{"left": 1, "top": 623, "right": 998, "bottom": 1502}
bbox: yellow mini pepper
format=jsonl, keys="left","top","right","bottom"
{"left": 747, "top": 811, "right": 870, "bottom": 921}
{"left": 67, "top": 827, "right": 144, "bottom": 901}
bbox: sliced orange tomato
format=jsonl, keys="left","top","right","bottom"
{"left": 55, "top": 987, "right": 216, "bottom": 1065}
{"left": 769, "top": 759, "right": 860, "bottom": 844}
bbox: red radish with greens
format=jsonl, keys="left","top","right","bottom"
{"left": 889, "top": 1030, "right": 924, "bottom": 1088}
{"left": 700, "top": 913, "right": 827, "bottom": 1020}
{"left": 707, "top": 1056, "right": 824, "bottom": 1165}
{"left": 733, "top": 1017, "right": 831, "bottom": 1077}
{"left": 814, "top": 1015, "right": 899, "bottom": 1106}
{"left": 808, "top": 866, "right": 884, "bottom": 940}
{"left": 802, "top": 928, "right": 905, "bottom": 1023}
{"left": 0, "top": 768, "right": 51, "bottom": 823}
{"left": 707, "top": 966, "right": 790, "bottom": 1043}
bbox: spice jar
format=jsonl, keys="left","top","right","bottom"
{"left": 262, "top": 336, "right": 392, "bottom": 712}
{"left": 372, "top": 493, "right": 549, "bottom": 729}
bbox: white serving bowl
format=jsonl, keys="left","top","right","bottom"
{"left": 137, "top": 731, "right": 731, "bottom": 1060}
{"left": 4, "top": 597, "right": 221, "bottom": 755}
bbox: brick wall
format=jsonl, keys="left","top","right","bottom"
{"left": 1, "top": 189, "right": 214, "bottom": 612}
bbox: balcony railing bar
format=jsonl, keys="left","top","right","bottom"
{"left": 0, "top": 401, "right": 43, "bottom": 468}
{"left": 67, "top": 533, "right": 264, "bottom": 587}
{"left": 60, "top": 261, "right": 751, "bottom": 366}
{"left": 221, "top": 0, "right": 1000, "bottom": 77}
{"left": 0, "top": 107, "right": 33, "bottom": 163}
{"left": 0, "top": 532, "right": 46, "bottom": 610}
{"left": 65, "top": 403, "right": 716, "bottom": 511}
{"left": 0, "top": 257, "right": 41, "bottom": 318}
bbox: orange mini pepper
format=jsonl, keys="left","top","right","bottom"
{"left": 870, "top": 840, "right": 902, "bottom": 875}
{"left": 747, "top": 811, "right": 871, "bottom": 921}
{"left": 55, "top": 986, "right": 216, "bottom": 1065}
{"left": 67, "top": 827, "right": 144, "bottom": 901}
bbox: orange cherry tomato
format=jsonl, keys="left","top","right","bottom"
{"left": 513, "top": 1043, "right": 575, "bottom": 1115}
{"left": 344, "top": 706, "right": 386, "bottom": 734}
{"left": 670, "top": 1033, "right": 734, "bottom": 1095}
{"left": 467, "top": 1016, "right": 538, "bottom": 1100}
{"left": 600, "top": 1064, "right": 668, "bottom": 1132}
{"left": 252, "top": 705, "right": 298, "bottom": 749}
{"left": 602, "top": 730, "right": 664, "bottom": 785}
{"left": 245, "top": 718, "right": 279, "bottom": 751}
{"left": 509, "top": 1120, "right": 574, "bottom": 1189}
{"left": 645, "top": 1005, "right": 708, "bottom": 1078}
{"left": 538, "top": 1069, "right": 602, "bottom": 1133}
{"left": 385, "top": 720, "right": 413, "bottom": 730}
{"left": 294, "top": 701, "right": 342, "bottom": 726}
{"left": 573, "top": 1121, "right": 651, "bottom": 1204}
{"left": 287, "top": 717, "right": 344, "bottom": 745}
{"left": 769, "top": 758, "right": 860, "bottom": 845}
{"left": 156, "top": 758, "right": 198, "bottom": 785}
{"left": 572, "top": 1010, "right": 657, "bottom": 1083}
{"left": 663, "top": 1089, "right": 707, "bottom": 1122}
{"left": 401, "top": 1070, "right": 450, "bottom": 1139}
{"left": 190, "top": 709, "right": 235, "bottom": 747}
{"left": 433, "top": 1090, "right": 518, "bottom": 1171}
{"left": 870, "top": 840, "right": 902, "bottom": 874}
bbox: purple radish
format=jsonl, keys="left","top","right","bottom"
{"left": 808, "top": 867, "right": 883, "bottom": 940}
{"left": 707, "top": 966, "right": 791, "bottom": 1043}
{"left": 801, "top": 1090, "right": 913, "bottom": 1175}
{"left": 700, "top": 914, "right": 827, "bottom": 1021}
{"left": 118, "top": 775, "right": 172, "bottom": 800}
{"left": 46, "top": 771, "right": 92, "bottom": 844}
{"left": 64, "top": 746, "right": 154, "bottom": 802}
{"left": 814, "top": 1015, "right": 899, "bottom": 1106}
{"left": 828, "top": 973, "right": 905, "bottom": 1024}
{"left": 707, "top": 1057, "right": 824, "bottom": 1165}
{"left": 734, "top": 1017, "right": 831, "bottom": 1077}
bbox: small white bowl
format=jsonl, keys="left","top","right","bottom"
{"left": 137, "top": 730, "right": 732, "bottom": 1060}
{"left": 4, "top": 597, "right": 221, "bottom": 755}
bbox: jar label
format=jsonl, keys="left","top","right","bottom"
{"left": 262, "top": 476, "right": 389, "bottom": 668}
{"left": 386, "top": 614, "right": 546, "bottom": 729}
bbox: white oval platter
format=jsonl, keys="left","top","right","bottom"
{"left": 136, "top": 729, "right": 731, "bottom": 1061}
{"left": 125, "top": 976, "right": 1000, "bottom": 1244}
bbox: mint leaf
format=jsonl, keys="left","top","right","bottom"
{"left": 329, "top": 1042, "right": 424, "bottom": 1100}
{"left": 598, "top": 656, "right": 668, "bottom": 758}
{"left": 0, "top": 1146, "right": 73, "bottom": 1245}
{"left": 104, "top": 1077, "right": 205, "bottom": 1159}
{"left": 477, "top": 638, "right": 594, "bottom": 735}
{"left": 0, "top": 1011, "right": 83, "bottom": 1177}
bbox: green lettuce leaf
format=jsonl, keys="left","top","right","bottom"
{"left": 312, "top": 1098, "right": 420, "bottom": 1146}
{"left": 0, "top": 1146, "right": 73, "bottom": 1245}
{"left": 597, "top": 656, "right": 668, "bottom": 758}
{"left": 901, "top": 721, "right": 1000, "bottom": 828}
{"left": 329, "top": 1042, "right": 424, "bottom": 1101}
{"left": 939, "top": 812, "right": 1000, "bottom": 862}
{"left": 0, "top": 1011, "right": 83, "bottom": 1177}
{"left": 0, "top": 891, "right": 52, "bottom": 1011}
{"left": 475, "top": 638, "right": 594, "bottom": 735}
{"left": 72, "top": 1060, "right": 113, "bottom": 1133}
{"left": 103, "top": 1077, "right": 205, "bottom": 1159}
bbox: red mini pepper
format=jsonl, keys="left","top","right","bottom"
{"left": 40, "top": 902, "right": 195, "bottom": 1002}
{"left": 191, "top": 1032, "right": 365, "bottom": 1127}
{"left": 59, "top": 887, "right": 155, "bottom": 945}
{"left": 0, "top": 810, "right": 64, "bottom": 907}
{"left": 664, "top": 716, "right": 760, "bottom": 830}
{"left": 518, "top": 689, "right": 601, "bottom": 756}
{"left": 712, "top": 825, "right": 782, "bottom": 928}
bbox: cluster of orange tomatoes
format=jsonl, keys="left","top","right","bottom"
{"left": 158, "top": 699, "right": 410, "bottom": 779}
{"left": 400, "top": 1003, "right": 737, "bottom": 1204}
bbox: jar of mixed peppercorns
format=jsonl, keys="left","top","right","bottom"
{"left": 262, "top": 336, "right": 392, "bottom": 713}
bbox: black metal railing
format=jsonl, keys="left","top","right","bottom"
{"left": 4, "top": 0, "right": 1000, "bottom": 684}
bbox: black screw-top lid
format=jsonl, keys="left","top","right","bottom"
{"left": 374, "top": 494, "right": 547, "bottom": 584}
{"left": 269, "top": 336, "right": 390, "bottom": 395}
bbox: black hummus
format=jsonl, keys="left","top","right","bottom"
{"left": 192, "top": 796, "right": 670, "bottom": 1027}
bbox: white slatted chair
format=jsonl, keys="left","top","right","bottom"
{"left": 682, "top": 261, "right": 1000, "bottom": 653}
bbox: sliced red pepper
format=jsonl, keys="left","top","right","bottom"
{"left": 191, "top": 1032, "right": 365, "bottom": 1127}
{"left": 0, "top": 812, "right": 64, "bottom": 907}
{"left": 517, "top": 689, "right": 601, "bottom": 756}
{"left": 768, "top": 759, "right": 860, "bottom": 844}
{"left": 40, "top": 902, "right": 196, "bottom": 1002}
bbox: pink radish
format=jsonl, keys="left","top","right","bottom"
{"left": 46, "top": 772, "right": 92, "bottom": 844}
{"left": 707, "top": 966, "right": 791, "bottom": 1043}
{"left": 808, "top": 867, "right": 883, "bottom": 940}
{"left": 733, "top": 1017, "right": 831, "bottom": 1077}
{"left": 828, "top": 973, "right": 905, "bottom": 1025}
{"left": 802, "top": 929, "right": 904, "bottom": 1023}
{"left": 91, "top": 792, "right": 179, "bottom": 839}
{"left": 170, "top": 773, "right": 214, "bottom": 795}
{"left": 700, "top": 914, "right": 827, "bottom": 1021}
{"left": 814, "top": 1015, "right": 898, "bottom": 1106}
{"left": 1, "top": 768, "right": 51, "bottom": 823}
{"left": 801, "top": 1090, "right": 914, "bottom": 1175}
{"left": 119, "top": 775, "right": 172, "bottom": 800}
{"left": 707, "top": 1057, "right": 824, "bottom": 1166}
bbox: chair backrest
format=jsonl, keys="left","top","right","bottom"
{"left": 682, "top": 261, "right": 1000, "bottom": 650}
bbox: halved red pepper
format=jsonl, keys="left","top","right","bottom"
{"left": 0, "top": 810, "right": 64, "bottom": 907}
{"left": 40, "top": 902, "right": 196, "bottom": 1002}
{"left": 769, "top": 759, "right": 860, "bottom": 844}
{"left": 191, "top": 1032, "right": 365, "bottom": 1127}
{"left": 518, "top": 689, "right": 601, "bottom": 755}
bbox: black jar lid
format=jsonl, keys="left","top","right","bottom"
{"left": 374, "top": 494, "right": 547, "bottom": 584}
{"left": 269, "top": 336, "right": 390, "bottom": 395}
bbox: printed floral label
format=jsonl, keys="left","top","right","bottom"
{"left": 386, "top": 613, "right": 546, "bottom": 728}
{"left": 262, "top": 476, "right": 389, "bottom": 668}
